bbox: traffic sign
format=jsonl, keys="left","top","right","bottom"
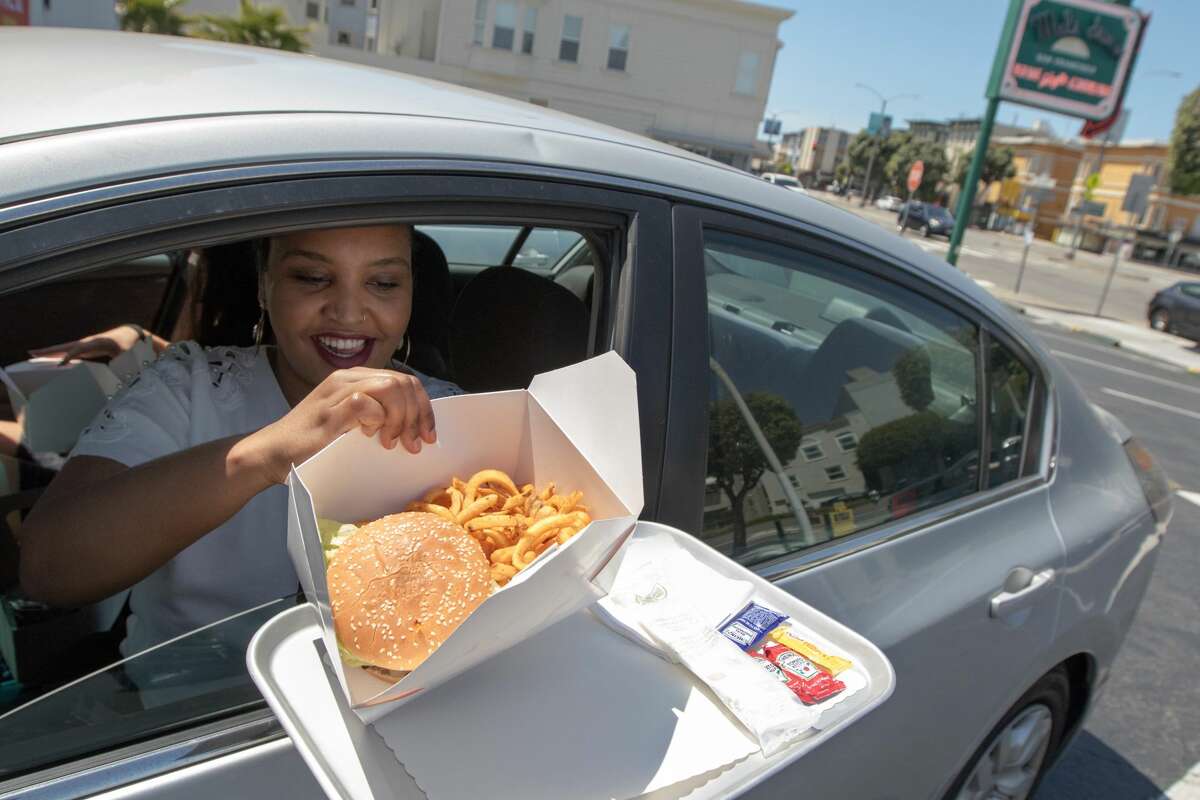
{"left": 1121, "top": 173, "right": 1155, "bottom": 218}
{"left": 907, "top": 161, "right": 924, "bottom": 193}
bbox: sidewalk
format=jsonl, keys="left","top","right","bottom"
{"left": 989, "top": 285, "right": 1200, "bottom": 374}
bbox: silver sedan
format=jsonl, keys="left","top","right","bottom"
{"left": 0, "top": 29, "right": 1171, "bottom": 800}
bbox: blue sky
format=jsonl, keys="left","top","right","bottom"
{"left": 762, "top": 0, "right": 1197, "bottom": 143}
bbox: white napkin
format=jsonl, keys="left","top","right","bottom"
{"left": 595, "top": 531, "right": 755, "bottom": 658}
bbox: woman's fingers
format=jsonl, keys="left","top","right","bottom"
{"left": 331, "top": 390, "right": 387, "bottom": 439}
{"left": 317, "top": 369, "right": 437, "bottom": 454}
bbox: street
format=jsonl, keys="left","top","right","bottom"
{"left": 819, "top": 193, "right": 1193, "bottom": 327}
{"left": 1031, "top": 323, "right": 1200, "bottom": 799}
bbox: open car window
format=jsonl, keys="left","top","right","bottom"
{"left": 0, "top": 213, "right": 617, "bottom": 781}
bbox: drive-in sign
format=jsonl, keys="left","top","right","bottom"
{"left": 907, "top": 161, "right": 924, "bottom": 193}
{"left": 997, "top": 0, "right": 1145, "bottom": 121}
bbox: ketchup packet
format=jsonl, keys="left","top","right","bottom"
{"left": 761, "top": 643, "right": 846, "bottom": 705}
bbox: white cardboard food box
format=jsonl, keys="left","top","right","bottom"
{"left": 1, "top": 340, "right": 156, "bottom": 454}
{"left": 286, "top": 352, "right": 643, "bottom": 718}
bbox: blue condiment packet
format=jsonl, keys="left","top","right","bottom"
{"left": 718, "top": 602, "right": 789, "bottom": 651}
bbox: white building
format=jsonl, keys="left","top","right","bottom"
{"left": 777, "top": 126, "right": 851, "bottom": 185}
{"left": 184, "top": 0, "right": 793, "bottom": 170}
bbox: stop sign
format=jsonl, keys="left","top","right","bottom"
{"left": 907, "top": 160, "right": 925, "bottom": 193}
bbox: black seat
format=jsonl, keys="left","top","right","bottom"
{"left": 449, "top": 267, "right": 588, "bottom": 392}
{"left": 406, "top": 231, "right": 456, "bottom": 380}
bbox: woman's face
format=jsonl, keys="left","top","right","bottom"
{"left": 263, "top": 224, "right": 413, "bottom": 394}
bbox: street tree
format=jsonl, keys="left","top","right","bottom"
{"left": 841, "top": 130, "right": 906, "bottom": 199}
{"left": 117, "top": 0, "right": 188, "bottom": 35}
{"left": 952, "top": 145, "right": 1017, "bottom": 200}
{"left": 189, "top": 0, "right": 308, "bottom": 52}
{"left": 1167, "top": 85, "right": 1200, "bottom": 196}
{"left": 884, "top": 135, "right": 950, "bottom": 201}
{"left": 707, "top": 392, "right": 803, "bottom": 555}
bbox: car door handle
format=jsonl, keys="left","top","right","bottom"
{"left": 990, "top": 568, "right": 1055, "bottom": 618}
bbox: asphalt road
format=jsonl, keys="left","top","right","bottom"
{"left": 819, "top": 194, "right": 1192, "bottom": 326}
{"left": 1024, "top": 322, "right": 1200, "bottom": 798}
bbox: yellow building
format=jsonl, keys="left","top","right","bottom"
{"left": 986, "top": 137, "right": 1083, "bottom": 240}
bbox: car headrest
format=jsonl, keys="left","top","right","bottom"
{"left": 449, "top": 266, "right": 588, "bottom": 392}
{"left": 796, "top": 316, "right": 926, "bottom": 425}
{"left": 406, "top": 231, "right": 455, "bottom": 380}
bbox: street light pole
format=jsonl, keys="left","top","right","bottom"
{"left": 854, "top": 84, "right": 917, "bottom": 208}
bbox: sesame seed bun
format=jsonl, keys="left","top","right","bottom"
{"left": 328, "top": 512, "right": 492, "bottom": 673}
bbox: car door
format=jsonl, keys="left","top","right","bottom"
{"left": 0, "top": 164, "right": 673, "bottom": 798}
{"left": 1180, "top": 283, "right": 1200, "bottom": 338}
{"left": 663, "top": 204, "right": 1063, "bottom": 799}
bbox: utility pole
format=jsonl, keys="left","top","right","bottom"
{"left": 854, "top": 84, "right": 916, "bottom": 208}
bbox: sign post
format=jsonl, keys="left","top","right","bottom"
{"left": 1014, "top": 175, "right": 1055, "bottom": 293}
{"left": 898, "top": 160, "right": 924, "bottom": 233}
{"left": 947, "top": 0, "right": 1146, "bottom": 266}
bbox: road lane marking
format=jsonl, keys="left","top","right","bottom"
{"left": 1177, "top": 491, "right": 1200, "bottom": 510}
{"left": 1160, "top": 759, "right": 1200, "bottom": 800}
{"left": 1099, "top": 388, "right": 1200, "bottom": 420}
{"left": 974, "top": 279, "right": 996, "bottom": 289}
{"left": 1053, "top": 350, "right": 1200, "bottom": 395}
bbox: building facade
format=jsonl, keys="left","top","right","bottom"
{"left": 775, "top": 126, "right": 850, "bottom": 185}
{"left": 3, "top": 0, "right": 115, "bottom": 28}
{"left": 184, "top": 0, "right": 792, "bottom": 171}
{"left": 985, "top": 137, "right": 1083, "bottom": 240}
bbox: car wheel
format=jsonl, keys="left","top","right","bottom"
{"left": 944, "top": 667, "right": 1071, "bottom": 800}
{"left": 897, "top": 223, "right": 905, "bottom": 233}
{"left": 922, "top": 224, "right": 932, "bottom": 238}
{"left": 1150, "top": 307, "right": 1170, "bottom": 332}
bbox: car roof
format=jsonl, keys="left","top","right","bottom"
{"left": 0, "top": 28, "right": 998, "bottom": 314}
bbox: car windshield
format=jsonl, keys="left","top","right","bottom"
{"left": 928, "top": 206, "right": 954, "bottom": 223}
{"left": 775, "top": 176, "right": 800, "bottom": 188}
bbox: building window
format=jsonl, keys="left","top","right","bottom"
{"left": 473, "top": 0, "right": 487, "bottom": 45}
{"left": 801, "top": 442, "right": 824, "bottom": 461}
{"left": 825, "top": 465, "right": 848, "bottom": 482}
{"left": 336, "top": 30, "right": 351, "bottom": 45}
{"left": 305, "top": 1, "right": 319, "bottom": 20}
{"left": 369, "top": 0, "right": 377, "bottom": 7}
{"left": 366, "top": 35, "right": 375, "bottom": 50}
{"left": 492, "top": 1, "right": 516, "bottom": 50}
{"left": 735, "top": 51, "right": 759, "bottom": 95}
{"left": 559, "top": 14, "right": 582, "bottom": 62}
{"left": 788, "top": 474, "right": 800, "bottom": 488}
{"left": 521, "top": 6, "right": 536, "bottom": 54}
{"left": 339, "top": 0, "right": 354, "bottom": 6}
{"left": 607, "top": 24, "right": 629, "bottom": 71}
{"left": 836, "top": 432, "right": 857, "bottom": 452}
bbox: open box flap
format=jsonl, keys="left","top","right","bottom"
{"left": 528, "top": 352, "right": 642, "bottom": 516}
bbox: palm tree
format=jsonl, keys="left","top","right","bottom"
{"left": 189, "top": 0, "right": 309, "bottom": 53}
{"left": 117, "top": 0, "right": 189, "bottom": 36}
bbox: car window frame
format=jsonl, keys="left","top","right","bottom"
{"left": 0, "top": 166, "right": 674, "bottom": 792}
{"left": 664, "top": 201, "right": 1055, "bottom": 583}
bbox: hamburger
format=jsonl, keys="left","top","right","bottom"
{"left": 324, "top": 511, "right": 492, "bottom": 680}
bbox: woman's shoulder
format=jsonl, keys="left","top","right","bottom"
{"left": 130, "top": 341, "right": 263, "bottom": 404}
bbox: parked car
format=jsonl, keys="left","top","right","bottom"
{"left": 0, "top": 29, "right": 1171, "bottom": 800}
{"left": 899, "top": 201, "right": 956, "bottom": 238}
{"left": 875, "top": 195, "right": 904, "bottom": 212}
{"left": 1147, "top": 281, "right": 1200, "bottom": 342}
{"left": 760, "top": 172, "right": 808, "bottom": 193}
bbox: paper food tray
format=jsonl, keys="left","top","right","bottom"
{"left": 248, "top": 522, "right": 895, "bottom": 800}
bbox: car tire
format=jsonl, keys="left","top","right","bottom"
{"left": 942, "top": 666, "right": 1071, "bottom": 800}
{"left": 921, "top": 224, "right": 932, "bottom": 238}
{"left": 897, "top": 224, "right": 905, "bottom": 233}
{"left": 1150, "top": 307, "right": 1170, "bottom": 332}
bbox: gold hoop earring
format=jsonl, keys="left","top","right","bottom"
{"left": 252, "top": 309, "right": 265, "bottom": 347}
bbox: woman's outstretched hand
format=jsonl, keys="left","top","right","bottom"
{"left": 242, "top": 368, "right": 437, "bottom": 486}
{"left": 29, "top": 324, "right": 164, "bottom": 364}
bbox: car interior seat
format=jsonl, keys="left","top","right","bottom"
{"left": 448, "top": 266, "right": 588, "bottom": 392}
{"left": 406, "top": 231, "right": 456, "bottom": 381}
{"left": 795, "top": 316, "right": 927, "bottom": 426}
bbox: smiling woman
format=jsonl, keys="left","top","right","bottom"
{"left": 14, "top": 223, "right": 463, "bottom": 667}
